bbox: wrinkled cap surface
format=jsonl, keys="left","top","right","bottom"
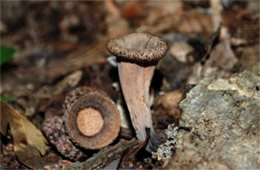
{"left": 107, "top": 33, "right": 168, "bottom": 63}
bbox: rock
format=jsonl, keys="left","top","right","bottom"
{"left": 167, "top": 70, "right": 260, "bottom": 169}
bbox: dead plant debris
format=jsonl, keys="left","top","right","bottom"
{"left": 1, "top": 1, "right": 259, "bottom": 169}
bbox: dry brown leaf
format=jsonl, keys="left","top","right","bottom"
{"left": 119, "top": 137, "right": 149, "bottom": 169}
{"left": 0, "top": 101, "right": 48, "bottom": 169}
{"left": 155, "top": 90, "right": 183, "bottom": 120}
{"left": 52, "top": 70, "right": 83, "bottom": 95}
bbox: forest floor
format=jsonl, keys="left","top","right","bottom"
{"left": 0, "top": 1, "right": 259, "bottom": 169}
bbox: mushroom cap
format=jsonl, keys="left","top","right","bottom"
{"left": 63, "top": 87, "right": 120, "bottom": 149}
{"left": 107, "top": 33, "right": 168, "bottom": 63}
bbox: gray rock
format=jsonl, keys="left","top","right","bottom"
{"left": 167, "top": 71, "right": 260, "bottom": 170}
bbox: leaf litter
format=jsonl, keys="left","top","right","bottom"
{"left": 0, "top": 1, "right": 259, "bottom": 169}
{"left": 0, "top": 101, "right": 48, "bottom": 169}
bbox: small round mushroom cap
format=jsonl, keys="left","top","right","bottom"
{"left": 63, "top": 87, "right": 120, "bottom": 149}
{"left": 107, "top": 33, "right": 168, "bottom": 63}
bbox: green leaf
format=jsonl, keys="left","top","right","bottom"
{"left": 0, "top": 46, "right": 16, "bottom": 65}
{"left": 0, "top": 96, "right": 15, "bottom": 102}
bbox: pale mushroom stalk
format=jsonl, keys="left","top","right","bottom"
{"left": 118, "top": 62, "right": 160, "bottom": 152}
{"left": 118, "top": 62, "right": 155, "bottom": 141}
{"left": 107, "top": 33, "right": 168, "bottom": 152}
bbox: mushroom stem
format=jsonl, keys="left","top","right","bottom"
{"left": 118, "top": 61, "right": 160, "bottom": 151}
{"left": 143, "top": 64, "right": 156, "bottom": 107}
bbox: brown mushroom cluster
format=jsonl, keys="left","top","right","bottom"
{"left": 107, "top": 33, "right": 168, "bottom": 152}
{"left": 43, "top": 33, "right": 168, "bottom": 160}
